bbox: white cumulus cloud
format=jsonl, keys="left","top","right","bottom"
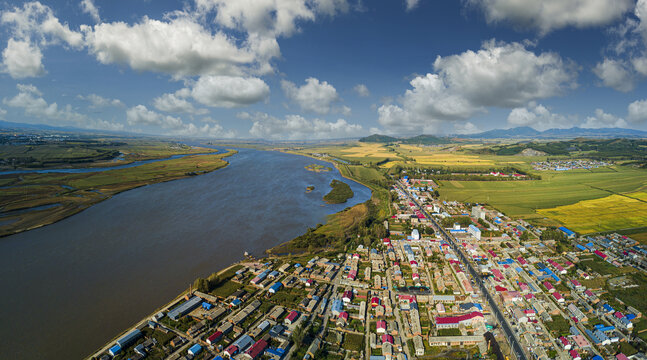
{"left": 126, "top": 104, "right": 234, "bottom": 137}
{"left": 582, "top": 108, "right": 628, "bottom": 128}
{"left": 82, "top": 15, "right": 266, "bottom": 78}
{"left": 77, "top": 93, "right": 124, "bottom": 108}
{"left": 195, "top": 0, "right": 348, "bottom": 37}
{"left": 191, "top": 75, "right": 270, "bottom": 108}
{"left": 80, "top": 0, "right": 100, "bottom": 23}
{"left": 245, "top": 112, "right": 363, "bottom": 139}
{"left": 405, "top": 0, "right": 421, "bottom": 11}
{"left": 628, "top": 98, "right": 647, "bottom": 123}
{"left": 506, "top": 102, "right": 576, "bottom": 131}
{"left": 153, "top": 89, "right": 207, "bottom": 114}
{"left": 593, "top": 58, "right": 635, "bottom": 92}
{"left": 126, "top": 105, "right": 183, "bottom": 129}
{"left": 0, "top": 2, "right": 84, "bottom": 79}
{"left": 4, "top": 83, "right": 123, "bottom": 131}
{"left": 378, "top": 40, "right": 577, "bottom": 134}
{"left": 353, "top": 84, "right": 370, "bottom": 97}
{"left": 281, "top": 77, "right": 340, "bottom": 114}
{"left": 468, "top": 0, "right": 633, "bottom": 35}
{"left": 1, "top": 38, "right": 45, "bottom": 79}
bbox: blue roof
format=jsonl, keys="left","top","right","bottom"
{"left": 109, "top": 345, "right": 121, "bottom": 355}
{"left": 603, "top": 304, "right": 614, "bottom": 312}
{"left": 558, "top": 227, "right": 575, "bottom": 236}
{"left": 168, "top": 297, "right": 202, "bottom": 320}
{"left": 188, "top": 344, "right": 203, "bottom": 355}
{"left": 626, "top": 314, "right": 636, "bottom": 320}
{"left": 212, "top": 356, "right": 224, "bottom": 360}
{"left": 575, "top": 244, "right": 587, "bottom": 251}
{"left": 592, "top": 357, "right": 604, "bottom": 360}
{"left": 116, "top": 329, "right": 142, "bottom": 348}
{"left": 570, "top": 326, "right": 580, "bottom": 335}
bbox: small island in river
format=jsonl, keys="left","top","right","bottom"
{"left": 306, "top": 185, "right": 315, "bottom": 193}
{"left": 305, "top": 163, "right": 332, "bottom": 172}
{"left": 323, "top": 179, "right": 354, "bottom": 204}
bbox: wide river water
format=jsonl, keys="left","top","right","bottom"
{"left": 0, "top": 147, "right": 371, "bottom": 359}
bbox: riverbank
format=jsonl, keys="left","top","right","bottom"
{"left": 0, "top": 149, "right": 237, "bottom": 237}
{"left": 85, "top": 262, "right": 243, "bottom": 360}
{"left": 85, "top": 148, "right": 380, "bottom": 358}
{"left": 267, "top": 149, "right": 392, "bottom": 255}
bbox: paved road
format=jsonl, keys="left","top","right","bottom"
{"left": 395, "top": 183, "right": 528, "bottom": 360}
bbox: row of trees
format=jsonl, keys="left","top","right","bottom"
{"left": 192, "top": 272, "right": 224, "bottom": 293}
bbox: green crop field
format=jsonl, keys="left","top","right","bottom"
{"left": 438, "top": 166, "right": 647, "bottom": 221}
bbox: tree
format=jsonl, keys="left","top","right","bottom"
{"left": 292, "top": 323, "right": 306, "bottom": 347}
{"left": 193, "top": 277, "right": 209, "bottom": 293}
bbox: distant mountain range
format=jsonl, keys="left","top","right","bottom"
{"left": 359, "top": 134, "right": 451, "bottom": 144}
{"left": 359, "top": 127, "right": 647, "bottom": 143}
{"left": 462, "top": 126, "right": 647, "bottom": 139}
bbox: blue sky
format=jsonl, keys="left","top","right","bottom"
{"left": 1, "top": 0, "right": 647, "bottom": 139}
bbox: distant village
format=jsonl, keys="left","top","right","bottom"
{"left": 92, "top": 176, "right": 647, "bottom": 360}
{"left": 532, "top": 160, "right": 612, "bottom": 172}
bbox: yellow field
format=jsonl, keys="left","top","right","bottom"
{"left": 379, "top": 161, "right": 399, "bottom": 169}
{"left": 538, "top": 192, "right": 647, "bottom": 234}
{"left": 411, "top": 154, "right": 494, "bottom": 166}
{"left": 340, "top": 143, "right": 393, "bottom": 157}
{"left": 398, "top": 144, "right": 424, "bottom": 152}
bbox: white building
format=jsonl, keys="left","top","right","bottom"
{"left": 468, "top": 224, "right": 481, "bottom": 241}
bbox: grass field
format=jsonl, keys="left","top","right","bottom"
{"left": 340, "top": 143, "right": 392, "bottom": 157}
{"left": 411, "top": 154, "right": 495, "bottom": 166}
{"left": 538, "top": 192, "right": 647, "bottom": 234}
{"left": 439, "top": 166, "right": 647, "bottom": 220}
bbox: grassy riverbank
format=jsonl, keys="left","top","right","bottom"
{"left": 0, "top": 138, "right": 214, "bottom": 170}
{"left": 323, "top": 179, "right": 354, "bottom": 204}
{"left": 0, "top": 150, "right": 237, "bottom": 237}
{"left": 269, "top": 151, "right": 393, "bottom": 255}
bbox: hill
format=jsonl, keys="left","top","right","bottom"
{"left": 464, "top": 126, "right": 647, "bottom": 139}
{"left": 359, "top": 134, "right": 451, "bottom": 144}
{"left": 358, "top": 134, "right": 399, "bottom": 143}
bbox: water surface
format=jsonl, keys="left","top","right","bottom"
{"left": 0, "top": 148, "right": 370, "bottom": 359}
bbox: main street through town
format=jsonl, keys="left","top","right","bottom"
{"left": 395, "top": 182, "right": 528, "bottom": 360}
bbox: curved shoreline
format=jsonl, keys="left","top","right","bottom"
{"left": 86, "top": 149, "right": 375, "bottom": 359}
{"left": 0, "top": 150, "right": 237, "bottom": 238}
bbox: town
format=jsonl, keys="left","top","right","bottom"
{"left": 531, "top": 160, "right": 612, "bottom": 172}
{"left": 91, "top": 176, "right": 647, "bottom": 360}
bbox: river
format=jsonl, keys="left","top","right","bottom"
{"left": 0, "top": 147, "right": 371, "bottom": 359}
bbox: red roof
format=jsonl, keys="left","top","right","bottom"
{"left": 377, "top": 320, "right": 387, "bottom": 329}
{"left": 286, "top": 310, "right": 299, "bottom": 322}
{"left": 207, "top": 331, "right": 223, "bottom": 344}
{"left": 494, "top": 285, "right": 508, "bottom": 292}
{"left": 245, "top": 340, "right": 268, "bottom": 359}
{"left": 552, "top": 292, "right": 563, "bottom": 300}
{"left": 224, "top": 344, "right": 239, "bottom": 356}
{"left": 381, "top": 334, "right": 394, "bottom": 344}
{"left": 435, "top": 311, "right": 483, "bottom": 325}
